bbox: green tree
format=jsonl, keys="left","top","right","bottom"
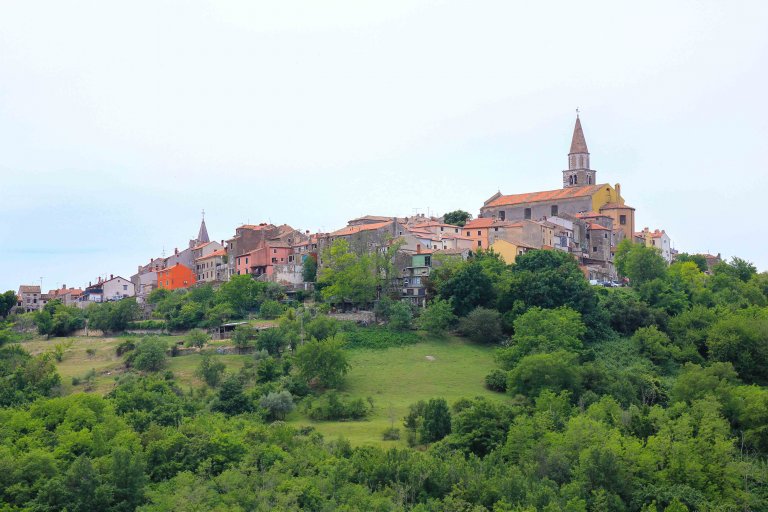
{"left": 294, "top": 334, "right": 350, "bottom": 388}
{"left": 131, "top": 337, "right": 168, "bottom": 372}
{"left": 415, "top": 298, "right": 456, "bottom": 335}
{"left": 217, "top": 275, "right": 265, "bottom": 317}
{"left": 195, "top": 354, "right": 226, "bottom": 387}
{"left": 318, "top": 239, "right": 377, "bottom": 306}
{"left": 420, "top": 398, "right": 451, "bottom": 443}
{"left": 259, "top": 390, "right": 295, "bottom": 420}
{"left": 212, "top": 374, "right": 252, "bottom": 415}
{"left": 442, "top": 210, "right": 472, "bottom": 227}
{"left": 714, "top": 256, "right": 757, "bottom": 283}
{"left": 259, "top": 299, "right": 283, "bottom": 320}
{"left": 507, "top": 350, "right": 582, "bottom": 397}
{"left": 0, "top": 290, "right": 17, "bottom": 318}
{"left": 496, "top": 306, "right": 585, "bottom": 369}
{"left": 707, "top": 311, "right": 768, "bottom": 385}
{"left": 302, "top": 254, "right": 318, "bottom": 282}
{"left": 110, "top": 447, "right": 147, "bottom": 512}
{"left": 89, "top": 299, "right": 139, "bottom": 333}
{"left": 616, "top": 242, "right": 667, "bottom": 285}
{"left": 388, "top": 301, "right": 413, "bottom": 331}
{"left": 305, "top": 315, "right": 338, "bottom": 342}
{"left": 186, "top": 328, "right": 210, "bottom": 348}
{"left": 439, "top": 262, "right": 496, "bottom": 316}
{"left": 458, "top": 307, "right": 503, "bottom": 344}
{"left": 256, "top": 328, "right": 287, "bottom": 356}
{"left": 232, "top": 324, "right": 257, "bottom": 354}
{"left": 674, "top": 253, "right": 709, "bottom": 273}
{"left": 632, "top": 325, "right": 679, "bottom": 365}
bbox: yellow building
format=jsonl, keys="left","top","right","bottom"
{"left": 489, "top": 238, "right": 538, "bottom": 264}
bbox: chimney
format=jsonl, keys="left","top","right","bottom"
{"left": 615, "top": 183, "right": 621, "bottom": 198}
{"left": 110, "top": 274, "right": 114, "bottom": 280}
{"left": 175, "top": 248, "right": 179, "bottom": 255}
{"left": 62, "top": 284, "right": 66, "bottom": 290}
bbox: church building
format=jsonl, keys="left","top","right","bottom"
{"left": 479, "top": 115, "right": 636, "bottom": 244}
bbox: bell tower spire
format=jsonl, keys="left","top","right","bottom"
{"left": 563, "top": 110, "right": 596, "bottom": 188}
{"left": 197, "top": 209, "right": 210, "bottom": 244}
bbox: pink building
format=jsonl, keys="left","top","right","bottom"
{"left": 238, "top": 242, "right": 294, "bottom": 277}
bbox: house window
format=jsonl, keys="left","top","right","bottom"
{"left": 620, "top": 215, "right": 627, "bottom": 225}
{"left": 477, "top": 241, "right": 482, "bottom": 247}
{"left": 494, "top": 227, "right": 498, "bottom": 232}
{"left": 551, "top": 205, "right": 558, "bottom": 217}
{"left": 123, "top": 285, "right": 128, "bottom": 291}
{"left": 477, "top": 230, "right": 481, "bottom": 236}
{"left": 524, "top": 208, "right": 531, "bottom": 220}
{"left": 466, "top": 231, "right": 470, "bottom": 236}
{"left": 499, "top": 211, "right": 505, "bottom": 221}
{"left": 424, "top": 255, "right": 431, "bottom": 265}
{"left": 593, "top": 246, "right": 597, "bottom": 252}
{"left": 604, "top": 233, "right": 608, "bottom": 239}
{"left": 574, "top": 176, "right": 578, "bottom": 185}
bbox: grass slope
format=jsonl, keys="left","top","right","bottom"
{"left": 288, "top": 336, "right": 503, "bottom": 447}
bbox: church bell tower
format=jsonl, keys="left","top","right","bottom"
{"left": 563, "top": 113, "right": 596, "bottom": 188}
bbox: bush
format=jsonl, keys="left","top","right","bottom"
{"left": 130, "top": 337, "right": 168, "bottom": 372}
{"left": 294, "top": 335, "right": 350, "bottom": 388}
{"left": 416, "top": 298, "right": 456, "bottom": 335}
{"left": 116, "top": 339, "right": 136, "bottom": 356}
{"left": 458, "top": 307, "right": 503, "bottom": 344}
{"left": 388, "top": 301, "right": 413, "bottom": 331}
{"left": 127, "top": 319, "right": 166, "bottom": 330}
{"left": 259, "top": 300, "right": 283, "bottom": 320}
{"left": 186, "top": 328, "right": 210, "bottom": 348}
{"left": 382, "top": 427, "right": 401, "bottom": 441}
{"left": 306, "top": 391, "right": 371, "bottom": 421}
{"left": 195, "top": 354, "right": 226, "bottom": 387}
{"left": 485, "top": 369, "right": 508, "bottom": 392}
{"left": 259, "top": 390, "right": 295, "bottom": 421}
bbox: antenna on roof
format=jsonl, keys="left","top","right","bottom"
{"left": 40, "top": 277, "right": 44, "bottom": 290}
{"left": 201, "top": 208, "right": 205, "bottom": 220}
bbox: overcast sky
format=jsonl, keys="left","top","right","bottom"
{"left": 1, "top": 1, "right": 767, "bottom": 292}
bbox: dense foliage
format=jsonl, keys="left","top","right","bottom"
{"left": 1, "top": 249, "right": 768, "bottom": 510}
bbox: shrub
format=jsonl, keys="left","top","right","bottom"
{"left": 294, "top": 335, "right": 350, "bottom": 388}
{"left": 416, "top": 298, "right": 456, "bottom": 335}
{"left": 259, "top": 300, "right": 283, "bottom": 320}
{"left": 485, "top": 369, "right": 508, "bottom": 392}
{"left": 382, "top": 428, "right": 401, "bottom": 441}
{"left": 306, "top": 391, "right": 371, "bottom": 421}
{"left": 116, "top": 339, "right": 136, "bottom": 357}
{"left": 342, "top": 325, "right": 420, "bottom": 349}
{"left": 259, "top": 390, "right": 295, "bottom": 421}
{"left": 195, "top": 354, "right": 226, "bottom": 387}
{"left": 458, "top": 307, "right": 503, "bottom": 344}
{"left": 130, "top": 337, "right": 168, "bottom": 372}
{"left": 388, "top": 301, "right": 413, "bottom": 331}
{"left": 186, "top": 328, "right": 210, "bottom": 348}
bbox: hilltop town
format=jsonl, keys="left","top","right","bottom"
{"left": 14, "top": 117, "right": 716, "bottom": 313}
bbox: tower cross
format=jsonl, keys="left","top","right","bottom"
{"left": 201, "top": 209, "right": 205, "bottom": 220}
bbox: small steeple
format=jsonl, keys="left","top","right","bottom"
{"left": 197, "top": 209, "right": 210, "bottom": 243}
{"left": 569, "top": 114, "right": 589, "bottom": 154}
{"left": 563, "top": 111, "right": 596, "bottom": 188}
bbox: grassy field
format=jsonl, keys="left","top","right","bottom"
{"left": 287, "top": 336, "right": 503, "bottom": 447}
{"left": 19, "top": 334, "right": 503, "bottom": 447}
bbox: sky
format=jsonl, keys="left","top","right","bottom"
{"left": 1, "top": 0, "right": 767, "bottom": 292}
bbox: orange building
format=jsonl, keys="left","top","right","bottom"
{"left": 157, "top": 263, "right": 196, "bottom": 290}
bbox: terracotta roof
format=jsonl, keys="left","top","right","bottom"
{"left": 485, "top": 184, "right": 607, "bottom": 208}
{"left": 588, "top": 223, "right": 610, "bottom": 231}
{"left": 575, "top": 211, "right": 609, "bottom": 219}
{"left": 600, "top": 202, "right": 634, "bottom": 210}
{"left": 19, "top": 285, "right": 41, "bottom": 294}
{"left": 196, "top": 249, "right": 227, "bottom": 260}
{"left": 239, "top": 223, "right": 274, "bottom": 231}
{"left": 330, "top": 220, "right": 392, "bottom": 237}
{"left": 434, "top": 248, "right": 469, "bottom": 255}
{"left": 570, "top": 116, "right": 589, "bottom": 154}
{"left": 192, "top": 241, "right": 214, "bottom": 250}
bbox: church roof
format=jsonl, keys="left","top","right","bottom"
{"left": 197, "top": 218, "right": 210, "bottom": 244}
{"left": 484, "top": 184, "right": 607, "bottom": 208}
{"left": 569, "top": 116, "right": 589, "bottom": 154}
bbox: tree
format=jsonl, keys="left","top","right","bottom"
{"left": 416, "top": 298, "right": 456, "bottom": 335}
{"left": 439, "top": 263, "right": 496, "bottom": 316}
{"left": 186, "top": 328, "right": 210, "bottom": 348}
{"left": 110, "top": 447, "right": 147, "bottom": 512}
{"left": 259, "top": 390, "right": 295, "bottom": 420}
{"left": 294, "top": 334, "right": 350, "bottom": 388}
{"left": 615, "top": 242, "right": 667, "bottom": 285}
{"left": 458, "top": 307, "right": 503, "bottom": 344}
{"left": 707, "top": 312, "right": 768, "bottom": 385}
{"left": 217, "top": 275, "right": 265, "bottom": 317}
{"left": 131, "top": 337, "right": 168, "bottom": 372}
{"left": 0, "top": 290, "right": 17, "bottom": 318}
{"left": 302, "top": 254, "right": 318, "bottom": 283}
{"left": 420, "top": 398, "right": 452, "bottom": 443}
{"left": 232, "top": 324, "right": 257, "bottom": 354}
{"left": 259, "top": 300, "right": 283, "bottom": 320}
{"left": 305, "top": 315, "right": 338, "bottom": 342}
{"left": 632, "top": 325, "right": 679, "bottom": 365}
{"left": 212, "top": 374, "right": 252, "bottom": 415}
{"left": 496, "top": 307, "right": 585, "bottom": 368}
{"left": 507, "top": 350, "right": 582, "bottom": 397}
{"left": 318, "top": 239, "right": 377, "bottom": 306}
{"left": 195, "top": 354, "right": 226, "bottom": 387}
{"left": 89, "top": 299, "right": 139, "bottom": 333}
{"left": 388, "top": 301, "right": 413, "bottom": 331}
{"left": 599, "top": 290, "right": 655, "bottom": 336}
{"left": 714, "top": 256, "right": 757, "bottom": 283}
{"left": 674, "top": 253, "right": 708, "bottom": 273}
{"left": 256, "top": 328, "right": 287, "bottom": 356}
{"left": 442, "top": 210, "right": 472, "bottom": 227}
